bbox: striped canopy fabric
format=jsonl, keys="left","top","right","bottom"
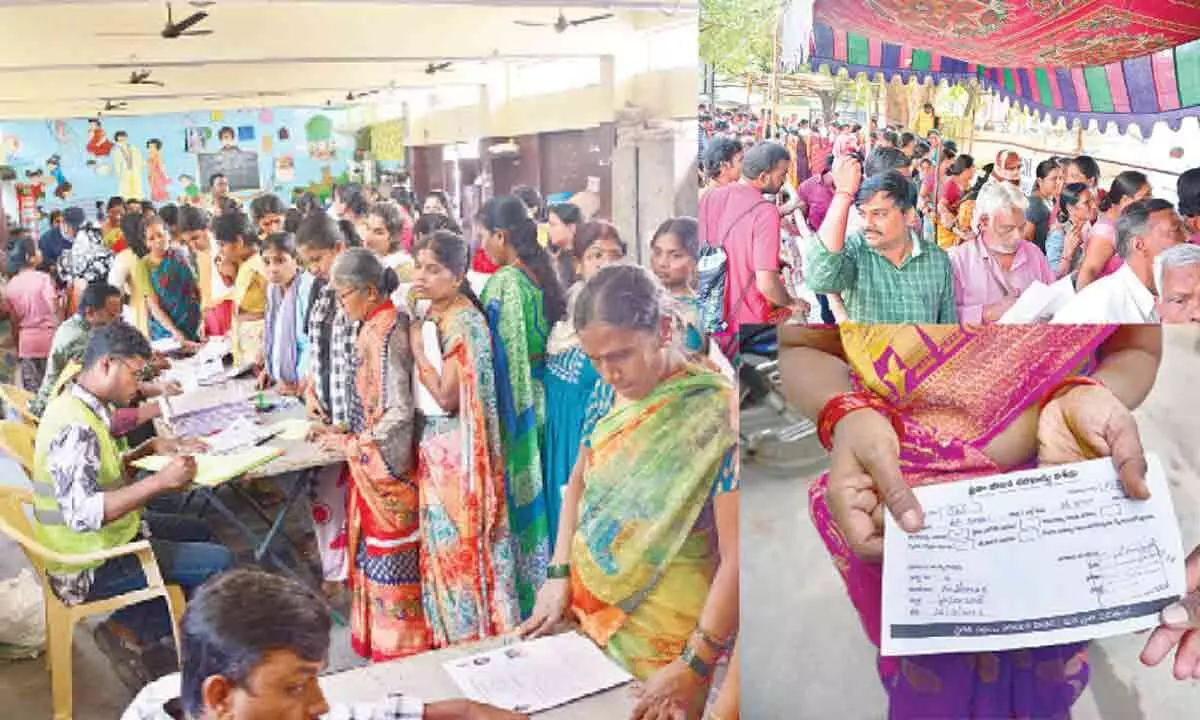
{"left": 781, "top": 0, "right": 1200, "bottom": 135}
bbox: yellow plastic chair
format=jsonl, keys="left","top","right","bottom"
{"left": 0, "top": 487, "right": 186, "bottom": 720}
{"left": 0, "top": 420, "right": 36, "bottom": 476}
{"left": 0, "top": 383, "right": 37, "bottom": 426}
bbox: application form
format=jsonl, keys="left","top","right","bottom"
{"left": 882, "top": 455, "right": 1186, "bottom": 656}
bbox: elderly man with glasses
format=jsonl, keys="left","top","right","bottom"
{"left": 949, "top": 180, "right": 1056, "bottom": 323}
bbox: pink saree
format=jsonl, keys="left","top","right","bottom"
{"left": 809, "top": 324, "right": 1117, "bottom": 719}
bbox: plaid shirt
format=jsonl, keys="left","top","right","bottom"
{"left": 306, "top": 285, "right": 357, "bottom": 428}
{"left": 804, "top": 229, "right": 958, "bottom": 323}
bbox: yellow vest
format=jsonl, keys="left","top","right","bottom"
{"left": 30, "top": 391, "right": 141, "bottom": 574}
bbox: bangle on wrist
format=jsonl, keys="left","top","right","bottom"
{"left": 817, "top": 391, "right": 905, "bottom": 452}
{"left": 693, "top": 626, "right": 734, "bottom": 654}
{"left": 546, "top": 563, "right": 570, "bottom": 580}
{"left": 1038, "top": 375, "right": 1103, "bottom": 413}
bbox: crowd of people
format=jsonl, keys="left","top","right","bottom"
{"left": 1, "top": 173, "right": 739, "bottom": 719}
{"left": 697, "top": 106, "right": 1200, "bottom": 329}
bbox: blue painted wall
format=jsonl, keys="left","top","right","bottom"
{"left": 0, "top": 106, "right": 355, "bottom": 218}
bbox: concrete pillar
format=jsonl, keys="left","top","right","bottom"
{"left": 611, "top": 113, "right": 692, "bottom": 265}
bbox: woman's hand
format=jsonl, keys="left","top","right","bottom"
{"left": 1038, "top": 383, "right": 1149, "bottom": 499}
{"left": 1140, "top": 545, "right": 1200, "bottom": 679}
{"left": 826, "top": 408, "right": 921, "bottom": 561}
{"left": 630, "top": 659, "right": 707, "bottom": 720}
{"left": 315, "top": 429, "right": 348, "bottom": 453}
{"left": 517, "top": 578, "right": 570, "bottom": 639}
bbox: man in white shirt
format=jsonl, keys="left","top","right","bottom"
{"left": 1053, "top": 198, "right": 1187, "bottom": 323}
{"left": 1154, "top": 242, "right": 1200, "bottom": 323}
{"left": 123, "top": 569, "right": 523, "bottom": 720}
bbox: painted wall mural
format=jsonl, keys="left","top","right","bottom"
{"left": 0, "top": 106, "right": 354, "bottom": 215}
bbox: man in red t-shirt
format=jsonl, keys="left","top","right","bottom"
{"left": 699, "top": 141, "right": 807, "bottom": 339}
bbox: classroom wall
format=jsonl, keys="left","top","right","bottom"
{"left": 0, "top": 106, "right": 354, "bottom": 218}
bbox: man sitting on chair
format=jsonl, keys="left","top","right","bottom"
{"left": 124, "top": 568, "right": 525, "bottom": 719}
{"left": 30, "top": 320, "right": 230, "bottom": 688}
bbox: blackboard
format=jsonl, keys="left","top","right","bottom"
{"left": 197, "top": 149, "right": 261, "bottom": 191}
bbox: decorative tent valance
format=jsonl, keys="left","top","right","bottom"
{"left": 781, "top": 1, "right": 1200, "bottom": 136}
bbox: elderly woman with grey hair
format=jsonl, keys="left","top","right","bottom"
{"left": 1154, "top": 242, "right": 1200, "bottom": 323}
{"left": 307, "top": 247, "right": 429, "bottom": 660}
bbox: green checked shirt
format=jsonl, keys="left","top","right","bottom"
{"left": 804, "top": 229, "right": 958, "bottom": 324}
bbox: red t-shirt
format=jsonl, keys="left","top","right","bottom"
{"left": 472, "top": 245, "right": 499, "bottom": 274}
{"left": 698, "top": 183, "right": 781, "bottom": 328}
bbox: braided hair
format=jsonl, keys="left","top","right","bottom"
{"left": 477, "top": 195, "right": 566, "bottom": 325}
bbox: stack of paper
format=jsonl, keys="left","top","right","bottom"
{"left": 414, "top": 320, "right": 447, "bottom": 417}
{"left": 997, "top": 277, "right": 1076, "bottom": 324}
{"left": 203, "top": 416, "right": 281, "bottom": 454}
{"left": 163, "top": 384, "right": 247, "bottom": 420}
{"left": 150, "top": 337, "right": 182, "bottom": 354}
{"left": 442, "top": 632, "right": 633, "bottom": 714}
{"left": 132, "top": 446, "right": 283, "bottom": 487}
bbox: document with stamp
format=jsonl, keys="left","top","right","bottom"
{"left": 882, "top": 455, "right": 1186, "bottom": 656}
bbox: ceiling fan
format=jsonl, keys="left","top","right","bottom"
{"left": 513, "top": 9, "right": 614, "bottom": 33}
{"left": 102, "top": 100, "right": 129, "bottom": 112}
{"left": 345, "top": 89, "right": 382, "bottom": 101}
{"left": 97, "top": 2, "right": 212, "bottom": 40}
{"left": 425, "top": 62, "right": 453, "bottom": 75}
{"left": 90, "top": 69, "right": 165, "bottom": 88}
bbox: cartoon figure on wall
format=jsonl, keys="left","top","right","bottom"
{"left": 46, "top": 154, "right": 67, "bottom": 186}
{"left": 113, "top": 130, "right": 145, "bottom": 199}
{"left": 146, "top": 138, "right": 170, "bottom": 202}
{"left": 178, "top": 174, "right": 202, "bottom": 204}
{"left": 305, "top": 114, "right": 335, "bottom": 160}
{"left": 87, "top": 118, "right": 114, "bottom": 157}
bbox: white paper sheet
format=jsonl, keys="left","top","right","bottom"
{"left": 997, "top": 276, "right": 1076, "bottom": 324}
{"left": 881, "top": 455, "right": 1186, "bottom": 657}
{"left": 414, "top": 320, "right": 446, "bottom": 417}
{"left": 442, "top": 632, "right": 633, "bottom": 714}
{"left": 150, "top": 337, "right": 182, "bottom": 354}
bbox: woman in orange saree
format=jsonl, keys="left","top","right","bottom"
{"left": 313, "top": 247, "right": 430, "bottom": 661}
{"left": 780, "top": 324, "right": 1161, "bottom": 719}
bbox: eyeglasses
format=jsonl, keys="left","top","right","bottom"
{"left": 335, "top": 286, "right": 363, "bottom": 306}
{"left": 116, "top": 357, "right": 150, "bottom": 380}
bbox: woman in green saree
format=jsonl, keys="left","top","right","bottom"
{"left": 520, "top": 264, "right": 739, "bottom": 720}
{"left": 477, "top": 195, "right": 568, "bottom": 617}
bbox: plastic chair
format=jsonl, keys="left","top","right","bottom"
{"left": 0, "top": 420, "right": 36, "bottom": 475}
{"left": 0, "top": 487, "right": 186, "bottom": 720}
{"left": 0, "top": 383, "right": 37, "bottom": 425}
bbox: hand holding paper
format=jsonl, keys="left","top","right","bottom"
{"left": 881, "top": 456, "right": 1186, "bottom": 656}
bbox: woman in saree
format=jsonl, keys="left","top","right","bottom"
{"left": 778, "top": 323, "right": 1162, "bottom": 719}
{"left": 213, "top": 208, "right": 268, "bottom": 367}
{"left": 141, "top": 212, "right": 203, "bottom": 345}
{"left": 111, "top": 213, "right": 201, "bottom": 349}
{"left": 477, "top": 194, "right": 568, "bottom": 617}
{"left": 521, "top": 265, "right": 739, "bottom": 720}
{"left": 408, "top": 229, "right": 520, "bottom": 647}
{"left": 650, "top": 217, "right": 704, "bottom": 358}
{"left": 543, "top": 220, "right": 626, "bottom": 539}
{"left": 311, "top": 247, "right": 429, "bottom": 660}
{"left": 1075, "top": 171, "right": 1151, "bottom": 290}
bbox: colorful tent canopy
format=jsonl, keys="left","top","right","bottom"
{"left": 781, "top": 1, "right": 1200, "bottom": 135}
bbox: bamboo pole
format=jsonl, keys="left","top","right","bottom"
{"left": 770, "top": 2, "right": 782, "bottom": 138}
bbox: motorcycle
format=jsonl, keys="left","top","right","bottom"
{"left": 737, "top": 324, "right": 817, "bottom": 466}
